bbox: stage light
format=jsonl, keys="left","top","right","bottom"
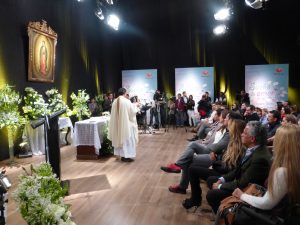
{"left": 106, "top": 0, "right": 113, "bottom": 5}
{"left": 107, "top": 14, "right": 120, "bottom": 30}
{"left": 213, "top": 25, "right": 227, "bottom": 35}
{"left": 245, "top": 0, "right": 268, "bottom": 9}
{"left": 95, "top": 9, "right": 105, "bottom": 20}
{"left": 214, "top": 8, "right": 230, "bottom": 21}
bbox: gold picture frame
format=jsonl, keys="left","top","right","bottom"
{"left": 27, "top": 20, "right": 58, "bottom": 83}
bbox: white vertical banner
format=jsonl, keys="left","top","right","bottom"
{"left": 122, "top": 69, "right": 157, "bottom": 103}
{"left": 245, "top": 64, "right": 289, "bottom": 110}
{"left": 175, "top": 67, "right": 214, "bottom": 104}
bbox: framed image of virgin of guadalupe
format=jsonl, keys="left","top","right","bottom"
{"left": 27, "top": 20, "right": 57, "bottom": 83}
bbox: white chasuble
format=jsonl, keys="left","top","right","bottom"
{"left": 108, "top": 96, "right": 138, "bottom": 158}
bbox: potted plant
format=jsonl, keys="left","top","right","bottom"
{"left": 0, "top": 85, "right": 26, "bottom": 163}
{"left": 70, "top": 90, "right": 91, "bottom": 121}
{"left": 13, "top": 163, "right": 76, "bottom": 225}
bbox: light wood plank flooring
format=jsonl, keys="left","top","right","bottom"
{"left": 2, "top": 128, "right": 214, "bottom": 225}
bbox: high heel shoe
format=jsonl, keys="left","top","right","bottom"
{"left": 182, "top": 198, "right": 200, "bottom": 212}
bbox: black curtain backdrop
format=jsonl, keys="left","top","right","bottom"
{"left": 0, "top": 0, "right": 299, "bottom": 160}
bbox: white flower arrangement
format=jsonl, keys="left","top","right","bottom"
{"left": 70, "top": 89, "right": 91, "bottom": 121}
{"left": 13, "top": 163, "right": 76, "bottom": 225}
{"left": 0, "top": 85, "right": 25, "bottom": 130}
{"left": 23, "top": 87, "right": 49, "bottom": 120}
{"left": 45, "top": 88, "right": 72, "bottom": 116}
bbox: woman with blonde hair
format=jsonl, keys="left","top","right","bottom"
{"left": 182, "top": 119, "right": 246, "bottom": 210}
{"left": 233, "top": 124, "right": 300, "bottom": 210}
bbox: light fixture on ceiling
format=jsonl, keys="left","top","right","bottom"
{"left": 214, "top": 8, "right": 230, "bottom": 21}
{"left": 245, "top": 0, "right": 269, "bottom": 9}
{"left": 95, "top": 8, "right": 105, "bottom": 20}
{"left": 107, "top": 14, "right": 120, "bottom": 30}
{"left": 213, "top": 25, "right": 228, "bottom": 35}
{"left": 105, "top": 0, "right": 114, "bottom": 5}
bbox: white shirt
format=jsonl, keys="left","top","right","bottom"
{"left": 240, "top": 167, "right": 287, "bottom": 210}
{"left": 212, "top": 129, "right": 226, "bottom": 144}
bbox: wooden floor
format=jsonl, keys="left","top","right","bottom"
{"left": 2, "top": 127, "right": 214, "bottom": 225}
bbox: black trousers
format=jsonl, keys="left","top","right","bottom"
{"left": 206, "top": 176, "right": 232, "bottom": 213}
{"left": 189, "top": 165, "right": 222, "bottom": 205}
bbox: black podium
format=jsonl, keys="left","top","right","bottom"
{"left": 31, "top": 109, "right": 66, "bottom": 179}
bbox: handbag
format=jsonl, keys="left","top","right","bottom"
{"left": 233, "top": 204, "right": 284, "bottom": 225}
{"left": 217, "top": 183, "right": 266, "bottom": 225}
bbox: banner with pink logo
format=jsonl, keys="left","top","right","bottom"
{"left": 175, "top": 67, "right": 214, "bottom": 104}
{"left": 122, "top": 69, "right": 157, "bottom": 102}
{"left": 245, "top": 64, "right": 289, "bottom": 110}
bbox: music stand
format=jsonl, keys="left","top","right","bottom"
{"left": 31, "top": 109, "right": 66, "bottom": 179}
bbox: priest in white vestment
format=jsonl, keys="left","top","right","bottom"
{"left": 108, "top": 88, "right": 139, "bottom": 162}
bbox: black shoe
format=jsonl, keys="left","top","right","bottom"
{"left": 121, "top": 157, "right": 134, "bottom": 162}
{"left": 187, "top": 137, "right": 198, "bottom": 141}
{"left": 182, "top": 198, "right": 201, "bottom": 210}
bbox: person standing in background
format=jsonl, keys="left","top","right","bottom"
{"left": 103, "top": 93, "right": 114, "bottom": 112}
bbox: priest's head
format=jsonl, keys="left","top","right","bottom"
{"left": 118, "top": 88, "right": 127, "bottom": 96}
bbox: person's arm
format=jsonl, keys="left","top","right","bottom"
{"left": 234, "top": 168, "right": 287, "bottom": 210}
{"left": 207, "top": 132, "right": 230, "bottom": 154}
{"left": 222, "top": 152, "right": 271, "bottom": 191}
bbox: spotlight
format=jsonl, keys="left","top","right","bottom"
{"left": 95, "top": 9, "right": 105, "bottom": 20}
{"left": 245, "top": 0, "right": 268, "bottom": 9}
{"left": 105, "top": 0, "right": 113, "bottom": 5}
{"left": 214, "top": 8, "right": 230, "bottom": 21}
{"left": 107, "top": 14, "right": 120, "bottom": 30}
{"left": 213, "top": 25, "right": 227, "bottom": 35}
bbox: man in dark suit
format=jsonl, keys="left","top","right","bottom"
{"left": 206, "top": 121, "right": 272, "bottom": 213}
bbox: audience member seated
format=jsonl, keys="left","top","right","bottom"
{"left": 160, "top": 111, "right": 242, "bottom": 194}
{"left": 205, "top": 121, "right": 272, "bottom": 213}
{"left": 197, "top": 94, "right": 211, "bottom": 119}
{"left": 266, "top": 110, "right": 281, "bottom": 145}
{"left": 230, "top": 102, "right": 241, "bottom": 114}
{"left": 187, "top": 108, "right": 223, "bottom": 142}
{"left": 291, "top": 104, "right": 299, "bottom": 118}
{"left": 181, "top": 119, "right": 246, "bottom": 211}
{"left": 231, "top": 124, "right": 300, "bottom": 224}
{"left": 259, "top": 108, "right": 269, "bottom": 125}
{"left": 243, "top": 105, "right": 259, "bottom": 123}
{"left": 190, "top": 103, "right": 220, "bottom": 133}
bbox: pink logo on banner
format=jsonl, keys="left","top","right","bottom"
{"left": 202, "top": 70, "right": 209, "bottom": 76}
{"left": 275, "top": 68, "right": 283, "bottom": 73}
{"left": 145, "top": 73, "right": 152, "bottom": 78}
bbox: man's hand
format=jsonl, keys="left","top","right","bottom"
{"left": 212, "top": 180, "right": 222, "bottom": 189}
{"left": 209, "top": 152, "right": 217, "bottom": 161}
{"left": 232, "top": 188, "right": 244, "bottom": 199}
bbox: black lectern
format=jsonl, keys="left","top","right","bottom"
{"left": 31, "top": 109, "right": 66, "bottom": 179}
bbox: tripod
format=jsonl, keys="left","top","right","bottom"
{"left": 137, "top": 104, "right": 152, "bottom": 134}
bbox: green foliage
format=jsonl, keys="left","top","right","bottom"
{"left": 45, "top": 88, "right": 72, "bottom": 116}
{"left": 13, "top": 163, "right": 75, "bottom": 225}
{"left": 100, "top": 122, "right": 114, "bottom": 155}
{"left": 94, "top": 94, "right": 105, "bottom": 115}
{"left": 0, "top": 84, "right": 26, "bottom": 130}
{"left": 23, "top": 87, "right": 49, "bottom": 120}
{"left": 70, "top": 89, "right": 91, "bottom": 121}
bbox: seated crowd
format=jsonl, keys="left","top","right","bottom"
{"left": 161, "top": 95, "right": 300, "bottom": 224}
